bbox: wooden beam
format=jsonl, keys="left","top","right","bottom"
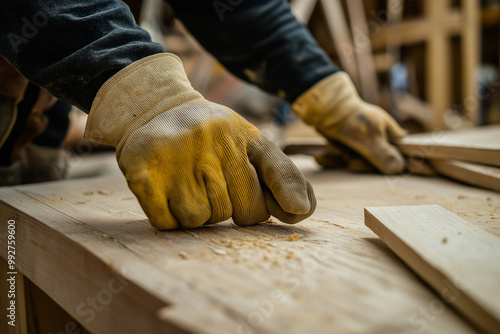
{"left": 425, "top": 0, "right": 453, "bottom": 129}
{"left": 346, "top": 0, "right": 380, "bottom": 104}
{"left": 370, "top": 11, "right": 463, "bottom": 50}
{"left": 290, "top": 0, "right": 318, "bottom": 23}
{"left": 320, "top": 0, "right": 361, "bottom": 90}
{"left": 462, "top": 0, "right": 480, "bottom": 124}
{"left": 365, "top": 205, "right": 500, "bottom": 334}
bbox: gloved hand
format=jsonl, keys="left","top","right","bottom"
{"left": 85, "top": 54, "right": 315, "bottom": 230}
{"left": 292, "top": 72, "right": 407, "bottom": 174}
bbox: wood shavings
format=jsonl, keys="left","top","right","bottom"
{"left": 97, "top": 190, "right": 111, "bottom": 195}
{"left": 205, "top": 235, "right": 300, "bottom": 266}
{"left": 213, "top": 249, "right": 227, "bottom": 256}
{"left": 282, "top": 233, "right": 302, "bottom": 241}
{"left": 179, "top": 251, "right": 191, "bottom": 260}
{"left": 41, "top": 197, "right": 66, "bottom": 203}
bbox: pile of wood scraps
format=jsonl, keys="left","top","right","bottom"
{"left": 396, "top": 124, "right": 500, "bottom": 192}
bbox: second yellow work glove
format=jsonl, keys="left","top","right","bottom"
{"left": 85, "top": 54, "right": 315, "bottom": 230}
{"left": 292, "top": 72, "right": 407, "bottom": 174}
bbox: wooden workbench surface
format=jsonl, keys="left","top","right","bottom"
{"left": 1, "top": 156, "right": 499, "bottom": 333}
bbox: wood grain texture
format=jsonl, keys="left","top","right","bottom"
{"left": 1, "top": 156, "right": 499, "bottom": 333}
{"left": 397, "top": 125, "right": 500, "bottom": 167}
{"left": 431, "top": 159, "right": 500, "bottom": 192}
{"left": 365, "top": 205, "right": 500, "bottom": 333}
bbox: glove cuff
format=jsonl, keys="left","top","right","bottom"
{"left": 291, "top": 72, "right": 362, "bottom": 129}
{"left": 84, "top": 53, "right": 203, "bottom": 147}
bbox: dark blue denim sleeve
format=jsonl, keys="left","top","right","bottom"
{"left": 0, "top": 0, "right": 165, "bottom": 112}
{"left": 168, "top": 0, "right": 339, "bottom": 103}
{"left": 0, "top": 0, "right": 337, "bottom": 113}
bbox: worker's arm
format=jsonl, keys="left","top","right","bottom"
{"left": 0, "top": 0, "right": 164, "bottom": 112}
{"left": 0, "top": 0, "right": 315, "bottom": 228}
{"left": 168, "top": 0, "right": 338, "bottom": 103}
{"left": 169, "top": 0, "right": 407, "bottom": 173}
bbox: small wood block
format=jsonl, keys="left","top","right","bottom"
{"left": 364, "top": 205, "right": 500, "bottom": 333}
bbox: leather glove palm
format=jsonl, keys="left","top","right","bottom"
{"left": 292, "top": 72, "right": 407, "bottom": 174}
{"left": 85, "top": 54, "right": 315, "bottom": 229}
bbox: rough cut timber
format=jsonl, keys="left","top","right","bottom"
{"left": 1, "top": 157, "right": 499, "bottom": 334}
{"left": 365, "top": 205, "right": 500, "bottom": 334}
{"left": 431, "top": 159, "right": 500, "bottom": 192}
{"left": 396, "top": 124, "right": 500, "bottom": 167}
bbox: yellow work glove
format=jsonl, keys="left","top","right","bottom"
{"left": 85, "top": 54, "right": 315, "bottom": 230}
{"left": 292, "top": 72, "right": 407, "bottom": 174}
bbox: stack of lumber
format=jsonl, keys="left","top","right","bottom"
{"left": 396, "top": 124, "right": 500, "bottom": 192}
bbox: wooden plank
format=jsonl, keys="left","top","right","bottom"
{"left": 370, "top": 11, "right": 462, "bottom": 50}
{"left": 406, "top": 157, "right": 437, "bottom": 176}
{"left": 385, "top": 0, "right": 404, "bottom": 65}
{"left": 2, "top": 157, "right": 499, "bottom": 333}
{"left": 425, "top": 0, "right": 453, "bottom": 129}
{"left": 290, "top": 0, "right": 317, "bottom": 23}
{"left": 431, "top": 160, "right": 500, "bottom": 192}
{"left": 461, "top": 0, "right": 480, "bottom": 124}
{"left": 345, "top": 0, "right": 380, "bottom": 104}
{"left": 396, "top": 124, "right": 500, "bottom": 167}
{"left": 365, "top": 205, "right": 500, "bottom": 333}
{"left": 320, "top": 0, "right": 361, "bottom": 90}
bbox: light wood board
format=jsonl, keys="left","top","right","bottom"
{"left": 1, "top": 156, "right": 499, "bottom": 333}
{"left": 397, "top": 125, "right": 500, "bottom": 167}
{"left": 431, "top": 159, "right": 500, "bottom": 192}
{"left": 365, "top": 205, "right": 500, "bottom": 333}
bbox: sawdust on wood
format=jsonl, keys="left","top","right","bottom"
{"left": 179, "top": 251, "right": 191, "bottom": 260}
{"left": 282, "top": 233, "right": 302, "bottom": 241}
{"left": 202, "top": 235, "right": 302, "bottom": 266}
{"left": 97, "top": 190, "right": 111, "bottom": 195}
